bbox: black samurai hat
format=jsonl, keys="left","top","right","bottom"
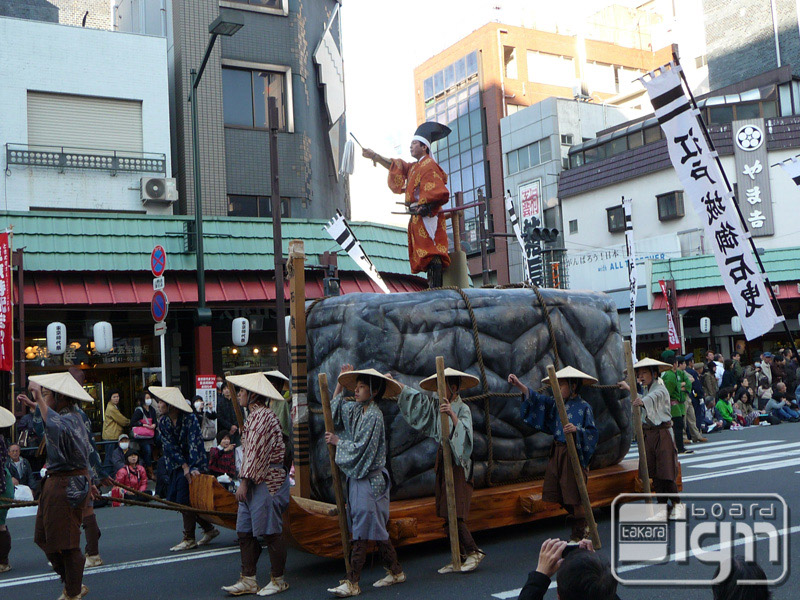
{"left": 412, "top": 121, "right": 451, "bottom": 150}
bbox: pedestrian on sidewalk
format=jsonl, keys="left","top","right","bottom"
{"left": 325, "top": 366, "right": 405, "bottom": 598}
{"left": 391, "top": 367, "right": 484, "bottom": 574}
{"left": 131, "top": 391, "right": 158, "bottom": 478}
{"left": 0, "top": 406, "right": 17, "bottom": 574}
{"left": 222, "top": 373, "right": 290, "bottom": 597}
{"left": 150, "top": 386, "right": 220, "bottom": 552}
{"left": 101, "top": 390, "right": 130, "bottom": 442}
{"left": 17, "top": 372, "right": 96, "bottom": 600}
{"left": 660, "top": 351, "right": 692, "bottom": 454}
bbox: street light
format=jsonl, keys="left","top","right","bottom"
{"left": 188, "top": 13, "right": 244, "bottom": 325}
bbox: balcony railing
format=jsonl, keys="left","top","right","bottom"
{"left": 6, "top": 143, "right": 167, "bottom": 175}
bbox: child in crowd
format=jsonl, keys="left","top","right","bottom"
{"left": 700, "top": 398, "right": 721, "bottom": 433}
{"left": 208, "top": 430, "right": 237, "bottom": 478}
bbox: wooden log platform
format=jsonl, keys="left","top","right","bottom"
{"left": 283, "top": 459, "right": 683, "bottom": 559}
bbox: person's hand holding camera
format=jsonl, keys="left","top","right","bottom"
{"left": 536, "top": 538, "right": 568, "bottom": 577}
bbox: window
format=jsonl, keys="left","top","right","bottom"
{"left": 569, "top": 219, "right": 578, "bottom": 234}
{"left": 735, "top": 103, "right": 761, "bottom": 120}
{"left": 708, "top": 105, "right": 734, "bottom": 125}
{"left": 504, "top": 46, "right": 518, "bottom": 79}
{"left": 628, "top": 130, "right": 644, "bottom": 149}
{"left": 562, "top": 157, "right": 570, "bottom": 170}
{"left": 643, "top": 126, "right": 661, "bottom": 144}
{"left": 607, "top": 205, "right": 625, "bottom": 233}
{"left": 527, "top": 51, "right": 575, "bottom": 87}
{"left": 507, "top": 104, "right": 523, "bottom": 115}
{"left": 222, "top": 67, "right": 287, "bottom": 130}
{"left": 505, "top": 138, "right": 551, "bottom": 175}
{"left": 657, "top": 191, "right": 685, "bottom": 221}
{"left": 609, "top": 136, "right": 627, "bottom": 156}
{"left": 220, "top": 0, "right": 287, "bottom": 14}
{"left": 695, "top": 55, "right": 708, "bottom": 68}
{"left": 560, "top": 134, "right": 574, "bottom": 146}
{"left": 228, "top": 0, "right": 282, "bottom": 5}
{"left": 227, "top": 195, "right": 290, "bottom": 218}
{"left": 569, "top": 152, "right": 583, "bottom": 168}
{"left": 585, "top": 61, "right": 616, "bottom": 94}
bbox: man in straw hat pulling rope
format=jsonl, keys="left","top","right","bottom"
{"left": 0, "top": 404, "right": 16, "bottom": 574}
{"left": 508, "top": 367, "right": 598, "bottom": 542}
{"left": 149, "top": 386, "right": 220, "bottom": 552}
{"left": 325, "top": 365, "right": 405, "bottom": 597}
{"left": 222, "top": 373, "right": 291, "bottom": 597}
{"left": 16, "top": 372, "right": 96, "bottom": 600}
{"left": 388, "top": 367, "right": 485, "bottom": 574}
{"left": 618, "top": 358, "right": 684, "bottom": 520}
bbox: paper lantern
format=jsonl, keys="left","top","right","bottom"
{"left": 47, "top": 322, "right": 67, "bottom": 355}
{"left": 731, "top": 316, "right": 742, "bottom": 333}
{"left": 232, "top": 317, "right": 249, "bottom": 346}
{"left": 700, "top": 317, "right": 711, "bottom": 334}
{"left": 93, "top": 321, "right": 113, "bottom": 354}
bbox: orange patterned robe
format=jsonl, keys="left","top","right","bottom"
{"left": 388, "top": 156, "right": 451, "bottom": 274}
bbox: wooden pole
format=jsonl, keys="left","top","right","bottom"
{"left": 546, "top": 365, "right": 601, "bottom": 549}
{"left": 318, "top": 373, "right": 351, "bottom": 572}
{"left": 624, "top": 341, "right": 652, "bottom": 500}
{"left": 288, "top": 239, "right": 311, "bottom": 497}
{"left": 436, "top": 356, "right": 462, "bottom": 571}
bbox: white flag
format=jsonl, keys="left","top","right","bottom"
{"left": 622, "top": 197, "right": 638, "bottom": 360}
{"left": 640, "top": 65, "right": 781, "bottom": 340}
{"left": 323, "top": 211, "right": 390, "bottom": 294}
{"left": 777, "top": 156, "right": 800, "bottom": 187}
{"left": 504, "top": 191, "right": 530, "bottom": 283}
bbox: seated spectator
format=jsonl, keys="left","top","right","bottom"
{"left": 5, "top": 443, "right": 39, "bottom": 497}
{"left": 115, "top": 449, "right": 149, "bottom": 498}
{"left": 795, "top": 382, "right": 800, "bottom": 405}
{"left": 715, "top": 388, "right": 735, "bottom": 429}
{"left": 208, "top": 430, "right": 237, "bottom": 478}
{"left": 700, "top": 399, "right": 721, "bottom": 433}
{"left": 519, "top": 538, "right": 620, "bottom": 600}
{"left": 712, "top": 555, "right": 771, "bottom": 600}
{"left": 764, "top": 392, "right": 800, "bottom": 422}
{"left": 110, "top": 434, "right": 131, "bottom": 473}
{"left": 756, "top": 378, "right": 773, "bottom": 411}
{"left": 734, "top": 388, "right": 758, "bottom": 426}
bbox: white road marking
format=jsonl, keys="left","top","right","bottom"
{"left": 491, "top": 523, "right": 800, "bottom": 598}
{"left": 624, "top": 438, "right": 780, "bottom": 461}
{"left": 691, "top": 444, "right": 800, "bottom": 469}
{"left": 683, "top": 456, "right": 800, "bottom": 482}
{"left": 0, "top": 545, "right": 240, "bottom": 589}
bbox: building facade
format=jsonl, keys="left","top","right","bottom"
{"left": 412, "top": 22, "right": 672, "bottom": 285}
{"left": 558, "top": 68, "right": 800, "bottom": 357}
{"left": 0, "top": 15, "right": 173, "bottom": 215}
{"left": 500, "top": 98, "right": 639, "bottom": 283}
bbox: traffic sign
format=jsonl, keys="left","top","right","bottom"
{"left": 154, "top": 322, "right": 167, "bottom": 336}
{"left": 153, "top": 276, "right": 165, "bottom": 291}
{"left": 150, "top": 245, "right": 167, "bottom": 277}
{"left": 151, "top": 290, "right": 169, "bottom": 322}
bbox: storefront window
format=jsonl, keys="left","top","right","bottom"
{"left": 222, "top": 345, "right": 280, "bottom": 373}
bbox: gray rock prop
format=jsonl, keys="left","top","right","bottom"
{"left": 307, "top": 288, "right": 629, "bottom": 502}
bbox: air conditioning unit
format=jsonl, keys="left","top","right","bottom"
{"left": 141, "top": 177, "right": 178, "bottom": 204}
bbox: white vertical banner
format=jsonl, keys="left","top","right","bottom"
{"left": 640, "top": 65, "right": 782, "bottom": 340}
{"left": 622, "top": 196, "right": 637, "bottom": 360}
{"left": 323, "top": 210, "right": 391, "bottom": 293}
{"left": 504, "top": 191, "right": 530, "bottom": 283}
{"left": 776, "top": 155, "right": 800, "bottom": 187}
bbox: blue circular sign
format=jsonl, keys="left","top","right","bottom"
{"left": 151, "top": 245, "right": 166, "bottom": 277}
{"left": 151, "top": 290, "right": 169, "bottom": 322}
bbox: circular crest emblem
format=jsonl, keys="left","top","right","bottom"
{"left": 735, "top": 124, "right": 763, "bottom": 151}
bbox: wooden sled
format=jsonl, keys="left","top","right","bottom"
{"left": 189, "top": 460, "right": 682, "bottom": 559}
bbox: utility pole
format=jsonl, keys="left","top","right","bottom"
{"left": 269, "top": 97, "right": 289, "bottom": 375}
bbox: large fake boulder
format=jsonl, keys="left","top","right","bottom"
{"left": 306, "top": 288, "right": 629, "bottom": 502}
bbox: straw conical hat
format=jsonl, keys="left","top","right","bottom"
{"left": 29, "top": 372, "right": 94, "bottom": 403}
{"left": 263, "top": 370, "right": 290, "bottom": 391}
{"left": 337, "top": 368, "right": 402, "bottom": 399}
{"left": 0, "top": 406, "right": 15, "bottom": 428}
{"left": 227, "top": 373, "right": 283, "bottom": 402}
{"left": 541, "top": 366, "right": 598, "bottom": 386}
{"left": 148, "top": 386, "right": 192, "bottom": 413}
{"left": 633, "top": 358, "right": 673, "bottom": 373}
{"left": 419, "top": 368, "right": 480, "bottom": 392}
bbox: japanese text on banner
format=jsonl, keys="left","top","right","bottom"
{"left": 641, "top": 67, "right": 781, "bottom": 340}
{"left": 0, "top": 233, "right": 11, "bottom": 372}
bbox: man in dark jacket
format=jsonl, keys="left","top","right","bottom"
{"left": 519, "top": 538, "right": 620, "bottom": 600}
{"left": 6, "top": 444, "right": 38, "bottom": 495}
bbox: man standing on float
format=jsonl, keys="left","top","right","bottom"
{"left": 362, "top": 122, "right": 452, "bottom": 288}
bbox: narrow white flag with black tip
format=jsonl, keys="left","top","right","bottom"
{"left": 323, "top": 210, "right": 391, "bottom": 293}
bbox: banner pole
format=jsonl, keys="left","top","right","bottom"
{"left": 671, "top": 52, "right": 798, "bottom": 356}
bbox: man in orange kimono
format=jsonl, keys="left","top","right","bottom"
{"left": 362, "top": 122, "right": 452, "bottom": 287}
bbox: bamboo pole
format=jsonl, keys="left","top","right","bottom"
{"left": 288, "top": 239, "right": 311, "bottom": 497}
{"left": 624, "top": 341, "right": 651, "bottom": 500}
{"left": 546, "top": 365, "right": 601, "bottom": 549}
{"left": 436, "top": 356, "right": 462, "bottom": 571}
{"left": 318, "top": 373, "right": 351, "bottom": 573}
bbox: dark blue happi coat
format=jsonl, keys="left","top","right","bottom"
{"left": 522, "top": 388, "right": 598, "bottom": 468}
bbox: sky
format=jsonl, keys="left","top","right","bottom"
{"left": 340, "top": 0, "right": 640, "bottom": 227}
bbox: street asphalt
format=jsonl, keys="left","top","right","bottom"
{"left": 3, "top": 422, "right": 799, "bottom": 599}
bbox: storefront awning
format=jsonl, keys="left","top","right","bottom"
{"left": 652, "top": 283, "right": 800, "bottom": 310}
{"left": 20, "top": 271, "right": 426, "bottom": 307}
